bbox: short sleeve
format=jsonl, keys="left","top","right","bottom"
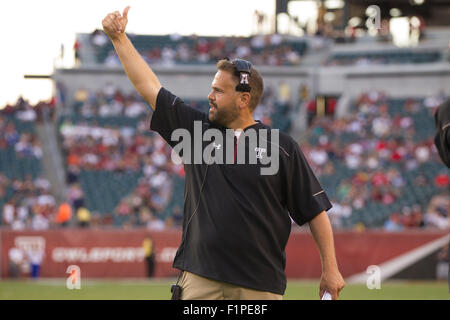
{"left": 150, "top": 87, "right": 206, "bottom": 147}
{"left": 285, "top": 143, "right": 332, "bottom": 226}
{"left": 434, "top": 99, "right": 450, "bottom": 168}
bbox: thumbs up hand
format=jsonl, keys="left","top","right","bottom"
{"left": 102, "top": 6, "right": 130, "bottom": 40}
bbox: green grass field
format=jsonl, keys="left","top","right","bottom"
{"left": 0, "top": 279, "right": 448, "bottom": 300}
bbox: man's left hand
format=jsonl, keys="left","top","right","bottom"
{"left": 319, "top": 269, "right": 345, "bottom": 300}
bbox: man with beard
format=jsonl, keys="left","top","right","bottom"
{"left": 102, "top": 6, "right": 344, "bottom": 300}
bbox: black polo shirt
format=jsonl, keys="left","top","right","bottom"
{"left": 150, "top": 87, "right": 332, "bottom": 295}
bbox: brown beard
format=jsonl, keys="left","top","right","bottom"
{"left": 209, "top": 103, "right": 240, "bottom": 128}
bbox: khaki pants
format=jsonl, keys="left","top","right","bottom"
{"left": 179, "top": 271, "right": 283, "bottom": 300}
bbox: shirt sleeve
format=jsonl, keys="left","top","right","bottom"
{"left": 434, "top": 98, "right": 450, "bottom": 168}
{"left": 285, "top": 142, "right": 332, "bottom": 226}
{"left": 150, "top": 87, "right": 206, "bottom": 148}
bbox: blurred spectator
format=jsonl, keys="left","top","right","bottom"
{"left": 74, "top": 39, "right": 82, "bottom": 66}
{"left": 424, "top": 193, "right": 449, "bottom": 229}
{"left": 384, "top": 213, "right": 404, "bottom": 232}
{"left": 91, "top": 29, "right": 108, "bottom": 49}
{"left": 146, "top": 213, "right": 165, "bottom": 231}
{"left": 253, "top": 10, "right": 266, "bottom": 34}
{"left": 277, "top": 82, "right": 291, "bottom": 105}
{"left": 8, "top": 247, "right": 24, "bottom": 278}
{"left": 27, "top": 243, "right": 44, "bottom": 279}
{"left": 414, "top": 173, "right": 429, "bottom": 186}
{"left": 328, "top": 200, "right": 352, "bottom": 229}
{"left": 415, "top": 143, "right": 431, "bottom": 163}
{"left": 409, "top": 204, "right": 425, "bottom": 228}
{"left": 15, "top": 133, "right": 42, "bottom": 159}
{"left": 76, "top": 207, "right": 91, "bottom": 228}
{"left": 56, "top": 202, "right": 72, "bottom": 227}
{"left": 172, "top": 206, "right": 183, "bottom": 227}
{"left": 142, "top": 235, "right": 156, "bottom": 278}
{"left": 434, "top": 172, "right": 449, "bottom": 188}
{"left": 104, "top": 51, "right": 120, "bottom": 67}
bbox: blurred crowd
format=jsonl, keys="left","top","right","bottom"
{"left": 303, "top": 91, "right": 444, "bottom": 174}
{"left": 71, "top": 83, "right": 148, "bottom": 118}
{"left": 308, "top": 91, "right": 446, "bottom": 166}
{"left": 0, "top": 170, "right": 113, "bottom": 231}
{"left": 70, "top": 79, "right": 293, "bottom": 127}
{"left": 303, "top": 91, "right": 448, "bottom": 230}
{"left": 383, "top": 192, "right": 449, "bottom": 231}
{"left": 1, "top": 96, "right": 58, "bottom": 123}
{"left": 1, "top": 174, "right": 55, "bottom": 230}
{"left": 0, "top": 116, "right": 42, "bottom": 159}
{"left": 90, "top": 30, "right": 305, "bottom": 67}
{"left": 0, "top": 97, "right": 53, "bottom": 161}
{"left": 60, "top": 104, "right": 183, "bottom": 229}
{"left": 325, "top": 50, "right": 441, "bottom": 67}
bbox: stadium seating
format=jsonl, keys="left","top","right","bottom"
{"left": 0, "top": 114, "right": 42, "bottom": 180}
{"left": 327, "top": 50, "right": 442, "bottom": 66}
{"left": 88, "top": 33, "right": 308, "bottom": 66}
{"left": 303, "top": 94, "right": 446, "bottom": 229}
{"left": 0, "top": 111, "right": 54, "bottom": 229}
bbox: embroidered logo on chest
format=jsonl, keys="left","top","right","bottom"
{"left": 255, "top": 147, "right": 267, "bottom": 159}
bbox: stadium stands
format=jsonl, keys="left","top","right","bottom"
{"left": 88, "top": 31, "right": 307, "bottom": 66}
{"left": 0, "top": 103, "right": 56, "bottom": 230}
{"left": 83, "top": 29, "right": 447, "bottom": 68}
{"left": 327, "top": 49, "right": 442, "bottom": 66}
{"left": 303, "top": 92, "right": 448, "bottom": 230}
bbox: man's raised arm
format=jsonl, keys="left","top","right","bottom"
{"left": 102, "top": 6, "right": 162, "bottom": 110}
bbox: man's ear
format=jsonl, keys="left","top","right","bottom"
{"left": 238, "top": 92, "right": 251, "bottom": 109}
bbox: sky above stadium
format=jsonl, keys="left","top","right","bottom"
{"left": 1, "top": 0, "right": 320, "bottom": 108}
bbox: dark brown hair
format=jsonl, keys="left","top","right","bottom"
{"left": 216, "top": 59, "right": 264, "bottom": 112}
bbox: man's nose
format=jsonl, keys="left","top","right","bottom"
{"left": 208, "top": 91, "right": 214, "bottom": 101}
